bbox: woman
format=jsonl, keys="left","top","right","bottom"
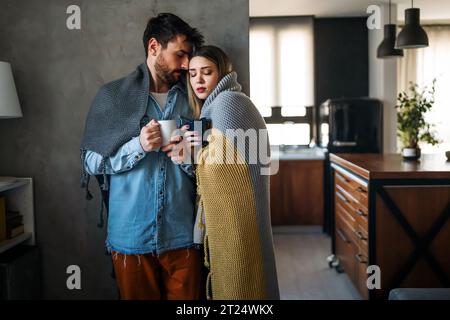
{"left": 184, "top": 46, "right": 280, "bottom": 300}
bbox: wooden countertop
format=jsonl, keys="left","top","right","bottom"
{"left": 330, "top": 153, "right": 450, "bottom": 180}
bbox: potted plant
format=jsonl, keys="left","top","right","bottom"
{"left": 396, "top": 79, "right": 440, "bottom": 160}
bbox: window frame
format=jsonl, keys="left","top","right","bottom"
{"left": 250, "top": 16, "right": 315, "bottom": 147}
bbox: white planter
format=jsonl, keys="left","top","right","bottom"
{"left": 402, "top": 147, "right": 421, "bottom": 160}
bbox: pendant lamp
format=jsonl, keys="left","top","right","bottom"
{"left": 377, "top": 0, "right": 403, "bottom": 58}
{"left": 396, "top": 0, "right": 429, "bottom": 49}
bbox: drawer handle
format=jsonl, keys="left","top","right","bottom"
{"left": 356, "top": 186, "right": 366, "bottom": 193}
{"left": 356, "top": 209, "right": 367, "bottom": 217}
{"left": 333, "top": 141, "right": 357, "bottom": 147}
{"left": 336, "top": 191, "right": 349, "bottom": 203}
{"left": 355, "top": 254, "right": 368, "bottom": 264}
{"left": 355, "top": 231, "right": 367, "bottom": 241}
{"left": 336, "top": 228, "right": 351, "bottom": 243}
{"left": 336, "top": 173, "right": 350, "bottom": 184}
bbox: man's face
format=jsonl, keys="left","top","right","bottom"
{"left": 153, "top": 34, "right": 192, "bottom": 85}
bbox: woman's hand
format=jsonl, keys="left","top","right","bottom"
{"left": 183, "top": 129, "right": 202, "bottom": 149}
{"left": 162, "top": 125, "right": 202, "bottom": 164}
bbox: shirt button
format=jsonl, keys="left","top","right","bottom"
{"left": 159, "top": 191, "right": 163, "bottom": 195}
{"left": 158, "top": 215, "right": 162, "bottom": 219}
{"left": 160, "top": 167, "right": 164, "bottom": 171}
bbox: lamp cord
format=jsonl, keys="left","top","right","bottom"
{"left": 389, "top": 0, "right": 391, "bottom": 24}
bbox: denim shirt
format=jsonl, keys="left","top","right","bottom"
{"left": 84, "top": 83, "right": 196, "bottom": 255}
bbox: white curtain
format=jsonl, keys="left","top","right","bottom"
{"left": 398, "top": 25, "right": 450, "bottom": 154}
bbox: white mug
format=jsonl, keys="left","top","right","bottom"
{"left": 158, "top": 120, "right": 178, "bottom": 146}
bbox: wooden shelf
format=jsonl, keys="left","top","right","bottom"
{"left": 0, "top": 179, "right": 29, "bottom": 193}
{"left": 0, "top": 232, "right": 32, "bottom": 254}
{"left": 0, "top": 178, "right": 34, "bottom": 253}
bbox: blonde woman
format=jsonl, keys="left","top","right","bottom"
{"left": 170, "top": 46, "right": 279, "bottom": 300}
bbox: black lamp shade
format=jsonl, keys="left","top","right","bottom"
{"left": 396, "top": 8, "right": 429, "bottom": 49}
{"left": 377, "top": 24, "right": 404, "bottom": 58}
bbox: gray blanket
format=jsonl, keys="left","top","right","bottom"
{"left": 79, "top": 62, "right": 153, "bottom": 197}
{"left": 80, "top": 62, "right": 150, "bottom": 157}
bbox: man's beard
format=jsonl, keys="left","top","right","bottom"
{"left": 154, "top": 54, "right": 181, "bottom": 86}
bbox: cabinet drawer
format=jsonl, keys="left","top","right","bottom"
{"left": 355, "top": 249, "right": 369, "bottom": 300}
{"left": 335, "top": 218, "right": 357, "bottom": 283}
{"left": 352, "top": 199, "right": 369, "bottom": 232}
{"left": 336, "top": 214, "right": 369, "bottom": 299}
{"left": 354, "top": 225, "right": 368, "bottom": 257}
{"left": 336, "top": 185, "right": 368, "bottom": 232}
{"left": 335, "top": 204, "right": 356, "bottom": 241}
{"left": 335, "top": 191, "right": 356, "bottom": 228}
{"left": 336, "top": 208, "right": 368, "bottom": 255}
{"left": 335, "top": 170, "right": 368, "bottom": 207}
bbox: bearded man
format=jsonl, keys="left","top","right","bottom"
{"left": 80, "top": 13, "right": 204, "bottom": 300}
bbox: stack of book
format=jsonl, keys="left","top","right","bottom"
{"left": 5, "top": 210, "right": 24, "bottom": 239}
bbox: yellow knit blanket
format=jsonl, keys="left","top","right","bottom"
{"left": 197, "top": 129, "right": 267, "bottom": 300}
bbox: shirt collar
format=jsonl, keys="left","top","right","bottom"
{"left": 171, "top": 81, "right": 186, "bottom": 94}
{"left": 148, "top": 81, "right": 186, "bottom": 95}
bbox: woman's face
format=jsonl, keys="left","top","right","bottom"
{"left": 188, "top": 56, "right": 219, "bottom": 100}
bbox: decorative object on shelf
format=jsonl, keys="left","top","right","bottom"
{"left": 396, "top": 79, "right": 440, "bottom": 160}
{"left": 396, "top": 0, "right": 429, "bottom": 49}
{"left": 5, "top": 210, "right": 23, "bottom": 239}
{"left": 377, "top": 0, "right": 403, "bottom": 59}
{"left": 445, "top": 151, "right": 450, "bottom": 161}
{"left": 0, "top": 61, "right": 22, "bottom": 119}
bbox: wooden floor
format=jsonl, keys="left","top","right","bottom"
{"left": 273, "top": 226, "right": 362, "bottom": 300}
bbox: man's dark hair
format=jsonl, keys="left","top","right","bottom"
{"left": 143, "top": 13, "right": 204, "bottom": 57}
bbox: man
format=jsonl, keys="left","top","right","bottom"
{"left": 80, "top": 13, "right": 204, "bottom": 300}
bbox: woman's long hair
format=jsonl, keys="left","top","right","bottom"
{"left": 187, "top": 46, "right": 233, "bottom": 119}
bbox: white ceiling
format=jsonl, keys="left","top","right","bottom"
{"left": 250, "top": 0, "right": 450, "bottom": 22}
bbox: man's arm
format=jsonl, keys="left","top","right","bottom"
{"left": 84, "top": 137, "right": 145, "bottom": 175}
{"left": 84, "top": 119, "right": 162, "bottom": 175}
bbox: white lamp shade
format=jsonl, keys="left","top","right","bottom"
{"left": 0, "top": 61, "right": 22, "bottom": 118}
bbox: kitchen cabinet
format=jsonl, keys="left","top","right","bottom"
{"left": 330, "top": 153, "right": 450, "bottom": 299}
{"left": 270, "top": 160, "right": 324, "bottom": 226}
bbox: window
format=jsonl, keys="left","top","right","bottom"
{"left": 398, "top": 25, "right": 450, "bottom": 154}
{"left": 250, "top": 17, "right": 314, "bottom": 145}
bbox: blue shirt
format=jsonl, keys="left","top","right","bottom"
{"left": 84, "top": 83, "right": 196, "bottom": 255}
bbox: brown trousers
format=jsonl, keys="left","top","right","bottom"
{"left": 111, "top": 247, "right": 204, "bottom": 300}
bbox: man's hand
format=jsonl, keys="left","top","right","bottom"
{"left": 139, "top": 119, "right": 162, "bottom": 152}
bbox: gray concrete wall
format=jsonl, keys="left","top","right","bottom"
{"left": 0, "top": 0, "right": 249, "bottom": 299}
